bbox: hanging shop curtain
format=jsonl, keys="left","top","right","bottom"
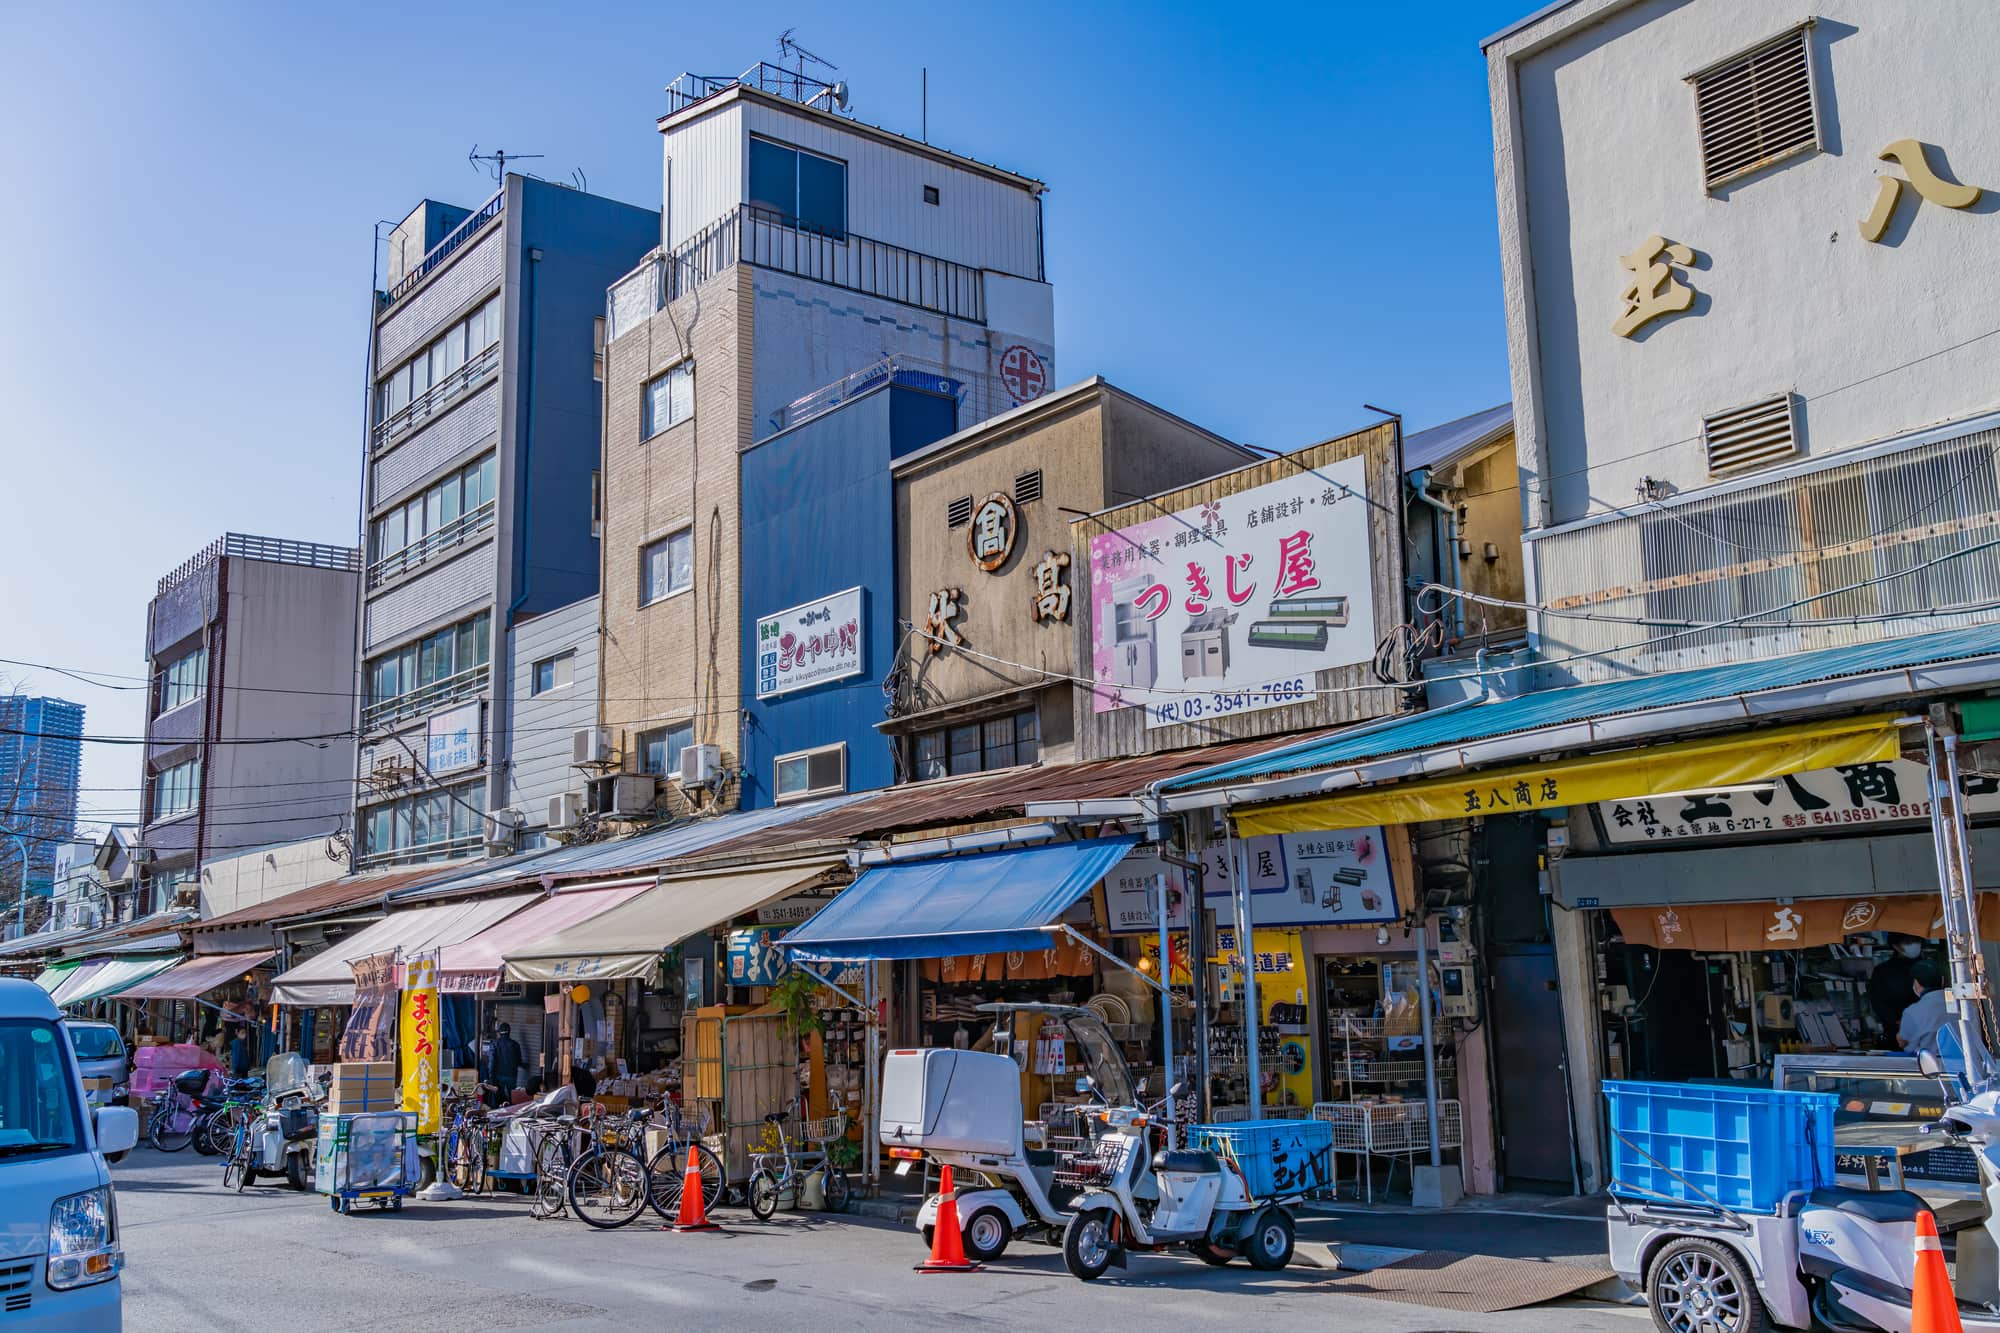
{"left": 1613, "top": 893, "right": 2000, "bottom": 951}
{"left": 340, "top": 951, "right": 399, "bottom": 1063}
{"left": 921, "top": 932, "right": 1099, "bottom": 983}
{"left": 1235, "top": 714, "right": 1903, "bottom": 836}
{"left": 782, "top": 837, "right": 1138, "bottom": 963}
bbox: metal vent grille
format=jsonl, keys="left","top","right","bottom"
{"left": 1691, "top": 26, "right": 1818, "bottom": 189}
{"left": 1703, "top": 394, "right": 1799, "bottom": 476}
{"left": 946, "top": 495, "right": 974, "bottom": 528}
{"left": 1014, "top": 469, "right": 1043, "bottom": 505}
{"left": 0, "top": 1260, "right": 29, "bottom": 1314}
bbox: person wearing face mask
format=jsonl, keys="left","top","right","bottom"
{"left": 1868, "top": 934, "right": 1927, "bottom": 1041}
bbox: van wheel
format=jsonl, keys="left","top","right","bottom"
{"left": 1648, "top": 1238, "right": 1768, "bottom": 1333}
{"left": 961, "top": 1208, "right": 1011, "bottom": 1262}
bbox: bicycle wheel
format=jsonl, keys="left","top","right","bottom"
{"left": 646, "top": 1140, "right": 725, "bottom": 1221}
{"left": 447, "top": 1124, "right": 486, "bottom": 1194}
{"left": 195, "top": 1111, "right": 230, "bottom": 1157}
{"left": 150, "top": 1098, "right": 194, "bottom": 1152}
{"left": 567, "top": 1147, "right": 650, "bottom": 1230}
{"left": 531, "top": 1133, "right": 570, "bottom": 1220}
{"left": 748, "top": 1168, "right": 782, "bottom": 1221}
{"left": 820, "top": 1165, "right": 851, "bottom": 1214}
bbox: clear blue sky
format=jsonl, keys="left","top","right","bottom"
{"left": 0, "top": 0, "right": 1525, "bottom": 818}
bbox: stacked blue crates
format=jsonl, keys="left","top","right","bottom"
{"left": 1191, "top": 1119, "right": 1334, "bottom": 1199}
{"left": 1603, "top": 1080, "right": 1836, "bottom": 1213}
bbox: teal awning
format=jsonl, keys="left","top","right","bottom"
{"left": 55, "top": 954, "right": 180, "bottom": 1007}
{"left": 31, "top": 961, "right": 80, "bottom": 993}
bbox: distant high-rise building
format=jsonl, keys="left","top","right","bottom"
{"left": 0, "top": 695, "right": 84, "bottom": 900}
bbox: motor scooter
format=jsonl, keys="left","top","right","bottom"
{"left": 1060, "top": 1089, "right": 1296, "bottom": 1281}
{"left": 240, "top": 1053, "right": 321, "bottom": 1190}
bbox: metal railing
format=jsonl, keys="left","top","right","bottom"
{"left": 366, "top": 501, "right": 498, "bottom": 589}
{"left": 766, "top": 355, "right": 967, "bottom": 436}
{"left": 380, "top": 188, "right": 504, "bottom": 309}
{"left": 360, "top": 663, "right": 489, "bottom": 733}
{"left": 356, "top": 831, "right": 483, "bottom": 871}
{"left": 158, "top": 534, "right": 360, "bottom": 595}
{"left": 371, "top": 342, "right": 501, "bottom": 452}
{"left": 664, "top": 62, "right": 844, "bottom": 116}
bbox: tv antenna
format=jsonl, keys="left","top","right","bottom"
{"left": 776, "top": 30, "right": 849, "bottom": 111}
{"left": 468, "top": 145, "right": 543, "bottom": 182}
{"left": 778, "top": 28, "right": 837, "bottom": 77}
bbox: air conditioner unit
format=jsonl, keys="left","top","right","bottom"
{"left": 572, "top": 727, "right": 614, "bottom": 766}
{"left": 679, "top": 744, "right": 722, "bottom": 786}
{"left": 609, "top": 774, "right": 657, "bottom": 817}
{"left": 547, "top": 792, "right": 585, "bottom": 830}
{"left": 486, "top": 807, "right": 525, "bottom": 853}
{"left": 129, "top": 848, "right": 155, "bottom": 865}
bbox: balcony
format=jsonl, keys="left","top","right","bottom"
{"left": 356, "top": 832, "right": 482, "bottom": 871}
{"left": 371, "top": 341, "right": 500, "bottom": 454}
{"left": 380, "top": 188, "right": 504, "bottom": 310}
{"left": 609, "top": 205, "right": 985, "bottom": 339}
{"left": 367, "top": 500, "right": 498, "bottom": 589}
{"left": 361, "top": 663, "right": 489, "bottom": 733}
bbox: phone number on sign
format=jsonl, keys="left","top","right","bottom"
{"left": 1146, "top": 677, "right": 1311, "bottom": 728}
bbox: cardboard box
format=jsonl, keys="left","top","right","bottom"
{"left": 328, "top": 1061, "right": 396, "bottom": 1115}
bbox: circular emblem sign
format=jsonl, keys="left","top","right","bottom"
{"left": 966, "top": 492, "right": 1018, "bottom": 572}
{"left": 998, "top": 344, "right": 1047, "bottom": 403}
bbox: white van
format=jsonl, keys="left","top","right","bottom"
{"left": 0, "top": 977, "right": 137, "bottom": 1330}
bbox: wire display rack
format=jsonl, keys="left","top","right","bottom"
{"left": 1314, "top": 1100, "right": 1463, "bottom": 1203}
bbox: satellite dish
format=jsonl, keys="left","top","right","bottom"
{"left": 834, "top": 80, "right": 850, "bottom": 111}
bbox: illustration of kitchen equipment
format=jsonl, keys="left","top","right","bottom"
{"left": 1180, "top": 608, "right": 1236, "bottom": 680}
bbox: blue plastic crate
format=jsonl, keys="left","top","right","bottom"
{"left": 1603, "top": 1080, "right": 1835, "bottom": 1214}
{"left": 1191, "top": 1119, "right": 1333, "bottom": 1199}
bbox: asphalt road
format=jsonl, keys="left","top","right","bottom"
{"left": 112, "top": 1147, "right": 1652, "bottom": 1332}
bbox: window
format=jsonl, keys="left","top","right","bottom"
{"left": 151, "top": 867, "right": 196, "bottom": 912}
{"left": 641, "top": 529, "right": 693, "bottom": 605}
{"left": 365, "top": 611, "right": 490, "bottom": 705}
{"left": 370, "top": 453, "right": 498, "bottom": 568}
{"left": 922, "top": 185, "right": 940, "bottom": 207}
{"left": 151, "top": 758, "right": 201, "bottom": 821}
{"left": 747, "top": 136, "right": 848, "bottom": 237}
{"left": 377, "top": 295, "right": 501, "bottom": 424}
{"left": 1690, "top": 24, "right": 1818, "bottom": 190}
{"left": 591, "top": 471, "right": 602, "bottom": 539}
{"left": 531, "top": 651, "right": 575, "bottom": 696}
{"left": 639, "top": 721, "right": 694, "bottom": 778}
{"left": 157, "top": 646, "right": 208, "bottom": 714}
{"left": 775, "top": 743, "right": 846, "bottom": 802}
{"left": 359, "top": 781, "right": 485, "bottom": 865}
{"left": 643, "top": 363, "right": 694, "bottom": 438}
{"left": 592, "top": 316, "right": 606, "bottom": 383}
{"left": 910, "top": 710, "right": 1038, "bottom": 781}
{"left": 0, "top": 1018, "right": 84, "bottom": 1156}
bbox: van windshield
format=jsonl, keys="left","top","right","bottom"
{"left": 0, "top": 1019, "right": 84, "bottom": 1158}
{"left": 67, "top": 1024, "right": 125, "bottom": 1061}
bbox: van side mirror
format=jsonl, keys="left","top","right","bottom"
{"left": 95, "top": 1106, "right": 139, "bottom": 1157}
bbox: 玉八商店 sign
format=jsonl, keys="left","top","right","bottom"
{"left": 1086, "top": 462, "right": 1376, "bottom": 730}
{"left": 756, "top": 587, "right": 863, "bottom": 699}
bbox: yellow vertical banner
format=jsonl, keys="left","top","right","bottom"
{"left": 399, "top": 954, "right": 442, "bottom": 1135}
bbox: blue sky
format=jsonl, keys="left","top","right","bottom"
{"left": 0, "top": 0, "right": 1526, "bottom": 815}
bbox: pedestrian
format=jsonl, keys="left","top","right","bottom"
{"left": 1898, "top": 961, "right": 1989, "bottom": 1068}
{"left": 1867, "top": 933, "right": 1926, "bottom": 1043}
{"left": 485, "top": 1023, "right": 523, "bottom": 1107}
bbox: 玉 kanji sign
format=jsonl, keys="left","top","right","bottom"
{"left": 1086, "top": 461, "right": 1376, "bottom": 729}
{"left": 756, "top": 587, "right": 864, "bottom": 699}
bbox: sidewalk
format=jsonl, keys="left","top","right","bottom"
{"left": 1299, "top": 1192, "right": 1611, "bottom": 1266}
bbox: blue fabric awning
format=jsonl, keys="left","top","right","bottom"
{"left": 782, "top": 836, "right": 1138, "bottom": 962}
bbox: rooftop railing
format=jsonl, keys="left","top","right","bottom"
{"left": 158, "top": 534, "right": 360, "bottom": 596}
{"left": 379, "top": 188, "right": 505, "bottom": 310}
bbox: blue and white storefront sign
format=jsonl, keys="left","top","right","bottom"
{"left": 755, "top": 587, "right": 865, "bottom": 699}
{"left": 426, "top": 702, "right": 483, "bottom": 776}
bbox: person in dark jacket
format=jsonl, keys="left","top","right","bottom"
{"left": 1868, "top": 934, "right": 1926, "bottom": 1043}
{"left": 484, "top": 1023, "right": 524, "bottom": 1106}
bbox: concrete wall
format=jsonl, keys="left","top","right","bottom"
{"left": 505, "top": 595, "right": 599, "bottom": 833}
{"left": 1490, "top": 0, "right": 2000, "bottom": 532}
{"left": 197, "top": 836, "right": 348, "bottom": 920}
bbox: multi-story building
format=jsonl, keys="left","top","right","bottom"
{"left": 0, "top": 695, "right": 83, "bottom": 907}
{"left": 355, "top": 177, "right": 657, "bottom": 865}
{"left": 596, "top": 62, "right": 1055, "bottom": 825}
{"left": 140, "top": 534, "right": 360, "bottom": 916}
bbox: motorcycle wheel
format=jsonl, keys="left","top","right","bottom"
{"left": 286, "top": 1152, "right": 308, "bottom": 1192}
{"left": 1062, "top": 1209, "right": 1117, "bottom": 1281}
{"left": 193, "top": 1113, "right": 225, "bottom": 1157}
{"left": 1185, "top": 1240, "right": 1234, "bottom": 1267}
{"left": 1243, "top": 1208, "right": 1295, "bottom": 1271}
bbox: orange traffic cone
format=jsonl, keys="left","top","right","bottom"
{"left": 1913, "top": 1209, "right": 1963, "bottom": 1333}
{"left": 672, "top": 1146, "right": 721, "bottom": 1232}
{"left": 915, "top": 1164, "right": 981, "bottom": 1273}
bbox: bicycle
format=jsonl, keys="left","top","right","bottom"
{"left": 641, "top": 1100, "right": 724, "bottom": 1223}
{"left": 221, "top": 1097, "right": 264, "bottom": 1192}
{"left": 747, "top": 1109, "right": 850, "bottom": 1220}
{"left": 565, "top": 1109, "right": 653, "bottom": 1230}
{"left": 195, "top": 1079, "right": 265, "bottom": 1158}
{"left": 146, "top": 1081, "right": 207, "bottom": 1152}
{"left": 528, "top": 1104, "right": 601, "bottom": 1220}
{"left": 443, "top": 1089, "right": 492, "bottom": 1194}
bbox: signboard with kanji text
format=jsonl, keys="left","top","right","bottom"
{"left": 756, "top": 587, "right": 864, "bottom": 699}
{"left": 1597, "top": 759, "right": 2000, "bottom": 846}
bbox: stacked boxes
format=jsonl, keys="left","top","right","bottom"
{"left": 327, "top": 1061, "right": 396, "bottom": 1115}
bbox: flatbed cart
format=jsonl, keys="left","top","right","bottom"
{"left": 317, "top": 1110, "right": 419, "bottom": 1214}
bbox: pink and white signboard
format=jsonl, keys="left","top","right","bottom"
{"left": 1087, "top": 460, "right": 1376, "bottom": 729}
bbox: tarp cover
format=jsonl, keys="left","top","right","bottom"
{"left": 271, "top": 893, "right": 537, "bottom": 1007}
{"left": 117, "top": 950, "right": 276, "bottom": 1001}
{"left": 504, "top": 861, "right": 840, "bottom": 984}
{"left": 437, "top": 881, "right": 653, "bottom": 992}
{"left": 55, "top": 954, "right": 181, "bottom": 1007}
{"left": 782, "top": 837, "right": 1138, "bottom": 963}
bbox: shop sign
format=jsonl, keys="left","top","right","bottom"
{"left": 1104, "top": 853, "right": 1193, "bottom": 934}
{"left": 1086, "top": 461, "right": 1376, "bottom": 729}
{"left": 756, "top": 588, "right": 863, "bottom": 699}
{"left": 1611, "top": 894, "right": 2000, "bottom": 952}
{"left": 438, "top": 968, "right": 501, "bottom": 994}
{"left": 1597, "top": 759, "right": 2000, "bottom": 846}
{"left": 1196, "top": 828, "right": 1398, "bottom": 927}
{"left": 426, "top": 702, "right": 483, "bottom": 776}
{"left": 340, "top": 951, "right": 399, "bottom": 1064}
{"left": 755, "top": 892, "right": 837, "bottom": 926}
{"left": 726, "top": 928, "right": 788, "bottom": 987}
{"left": 399, "top": 954, "right": 441, "bottom": 1136}
{"left": 967, "top": 493, "right": 1017, "bottom": 571}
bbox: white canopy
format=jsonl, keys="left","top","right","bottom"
{"left": 271, "top": 893, "right": 537, "bottom": 1006}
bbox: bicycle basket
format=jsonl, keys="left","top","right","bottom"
{"left": 802, "top": 1113, "right": 848, "bottom": 1144}
{"left": 1052, "top": 1136, "right": 1124, "bottom": 1189}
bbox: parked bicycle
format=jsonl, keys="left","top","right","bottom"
{"left": 642, "top": 1100, "right": 724, "bottom": 1222}
{"left": 747, "top": 1108, "right": 850, "bottom": 1220}
{"left": 565, "top": 1109, "right": 652, "bottom": 1230}
{"left": 443, "top": 1088, "right": 492, "bottom": 1194}
{"left": 528, "top": 1104, "right": 600, "bottom": 1221}
{"left": 194, "top": 1078, "right": 266, "bottom": 1158}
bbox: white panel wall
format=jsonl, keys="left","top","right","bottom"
{"left": 664, "top": 106, "right": 745, "bottom": 253}
{"left": 1494, "top": 0, "right": 2000, "bottom": 529}
{"left": 363, "top": 551, "right": 492, "bottom": 652}
{"left": 504, "top": 595, "right": 599, "bottom": 827}
{"left": 371, "top": 383, "right": 501, "bottom": 510}
{"left": 377, "top": 229, "right": 503, "bottom": 367}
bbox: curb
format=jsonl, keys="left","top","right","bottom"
{"left": 848, "top": 1196, "right": 919, "bottom": 1224}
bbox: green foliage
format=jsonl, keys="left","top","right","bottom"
{"left": 770, "top": 970, "right": 827, "bottom": 1035}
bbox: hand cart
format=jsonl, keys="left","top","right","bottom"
{"left": 316, "top": 1111, "right": 418, "bottom": 1214}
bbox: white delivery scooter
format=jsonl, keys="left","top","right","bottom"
{"left": 1060, "top": 1084, "right": 1296, "bottom": 1281}
{"left": 1611, "top": 1040, "right": 2000, "bottom": 1332}
{"left": 881, "top": 1003, "right": 1138, "bottom": 1260}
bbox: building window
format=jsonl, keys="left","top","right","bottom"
{"left": 641, "top": 529, "right": 693, "bottom": 606}
{"left": 531, "top": 651, "right": 575, "bottom": 696}
{"left": 747, "top": 135, "right": 848, "bottom": 238}
{"left": 364, "top": 610, "right": 491, "bottom": 724}
{"left": 157, "top": 646, "right": 208, "bottom": 714}
{"left": 592, "top": 316, "right": 606, "bottom": 383}
{"left": 910, "top": 710, "right": 1038, "bottom": 781}
{"left": 642, "top": 363, "right": 694, "bottom": 438}
{"left": 377, "top": 295, "right": 501, "bottom": 424}
{"left": 775, "top": 743, "right": 846, "bottom": 802}
{"left": 151, "top": 867, "right": 196, "bottom": 913}
{"left": 1690, "top": 24, "right": 1819, "bottom": 190}
{"left": 922, "top": 185, "right": 940, "bottom": 207}
{"left": 638, "top": 721, "right": 694, "bottom": 778}
{"left": 358, "top": 780, "right": 485, "bottom": 866}
{"left": 370, "top": 452, "right": 498, "bottom": 574}
{"left": 591, "top": 470, "right": 603, "bottom": 539}
{"left": 151, "top": 758, "right": 201, "bottom": 821}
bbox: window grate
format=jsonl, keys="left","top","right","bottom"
{"left": 1014, "top": 469, "right": 1043, "bottom": 506}
{"left": 1703, "top": 393, "right": 1799, "bottom": 477}
{"left": 946, "top": 495, "right": 974, "bottom": 528}
{"left": 1691, "top": 26, "right": 1818, "bottom": 190}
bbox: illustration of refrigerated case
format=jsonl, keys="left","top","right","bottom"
{"left": 1180, "top": 608, "right": 1236, "bottom": 680}
{"left": 1247, "top": 618, "right": 1329, "bottom": 651}
{"left": 1110, "top": 577, "right": 1159, "bottom": 689}
{"left": 1267, "top": 594, "right": 1348, "bottom": 626}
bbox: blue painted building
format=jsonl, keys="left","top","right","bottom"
{"left": 0, "top": 696, "right": 83, "bottom": 899}
{"left": 738, "top": 367, "right": 962, "bottom": 808}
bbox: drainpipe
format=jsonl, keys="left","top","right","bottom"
{"left": 1409, "top": 466, "right": 1465, "bottom": 643}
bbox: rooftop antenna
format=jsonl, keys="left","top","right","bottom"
{"left": 468, "top": 145, "right": 544, "bottom": 183}
{"left": 777, "top": 29, "right": 849, "bottom": 111}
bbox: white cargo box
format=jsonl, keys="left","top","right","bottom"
{"left": 880, "top": 1048, "right": 1022, "bottom": 1156}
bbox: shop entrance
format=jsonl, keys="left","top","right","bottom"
{"left": 1482, "top": 815, "right": 1574, "bottom": 1191}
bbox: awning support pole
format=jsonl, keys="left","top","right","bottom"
{"left": 1414, "top": 920, "right": 1442, "bottom": 1169}
{"left": 1925, "top": 710, "right": 1992, "bottom": 1079}
{"left": 865, "top": 963, "right": 881, "bottom": 1189}
{"left": 793, "top": 963, "right": 869, "bottom": 1016}
{"left": 1155, "top": 873, "right": 1175, "bottom": 1124}
{"left": 1053, "top": 926, "right": 1169, "bottom": 997}
{"left": 1227, "top": 824, "right": 1262, "bottom": 1122}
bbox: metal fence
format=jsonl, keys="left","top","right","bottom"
{"left": 158, "top": 534, "right": 360, "bottom": 595}
{"left": 380, "top": 188, "right": 504, "bottom": 309}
